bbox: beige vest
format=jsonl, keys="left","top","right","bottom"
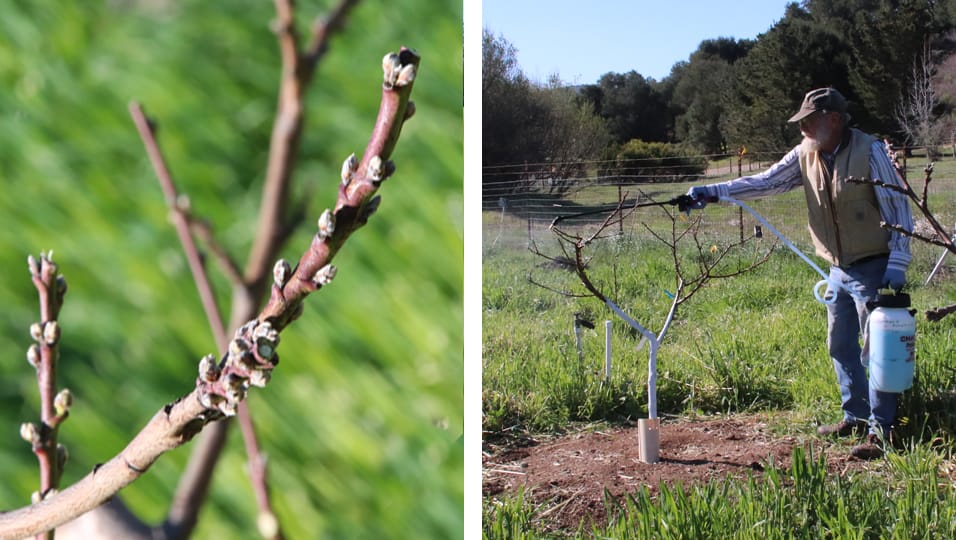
{"left": 799, "top": 128, "right": 889, "bottom": 267}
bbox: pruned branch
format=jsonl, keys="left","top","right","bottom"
{"left": 849, "top": 141, "right": 956, "bottom": 320}
{"left": 0, "top": 47, "right": 420, "bottom": 540}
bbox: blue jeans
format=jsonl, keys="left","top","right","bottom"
{"left": 825, "top": 256, "right": 897, "bottom": 435}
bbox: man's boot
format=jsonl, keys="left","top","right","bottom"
{"left": 850, "top": 433, "right": 884, "bottom": 460}
{"left": 817, "top": 419, "right": 867, "bottom": 438}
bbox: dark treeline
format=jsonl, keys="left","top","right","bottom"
{"left": 483, "top": 0, "right": 956, "bottom": 201}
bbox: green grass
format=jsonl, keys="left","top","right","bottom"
{"left": 485, "top": 225, "right": 956, "bottom": 434}
{"left": 483, "top": 444, "right": 956, "bottom": 539}
{"left": 483, "top": 168, "right": 956, "bottom": 536}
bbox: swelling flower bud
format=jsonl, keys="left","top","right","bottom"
{"left": 54, "top": 389, "right": 73, "bottom": 416}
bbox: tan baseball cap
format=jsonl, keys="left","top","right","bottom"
{"left": 788, "top": 87, "right": 847, "bottom": 123}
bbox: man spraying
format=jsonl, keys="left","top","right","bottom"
{"left": 685, "top": 87, "right": 914, "bottom": 459}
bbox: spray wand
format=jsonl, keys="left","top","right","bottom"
{"left": 694, "top": 194, "right": 863, "bottom": 304}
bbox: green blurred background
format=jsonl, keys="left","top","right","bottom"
{"left": 0, "top": 1, "right": 463, "bottom": 538}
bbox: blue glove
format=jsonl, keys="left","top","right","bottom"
{"left": 685, "top": 186, "right": 716, "bottom": 210}
{"left": 882, "top": 267, "right": 906, "bottom": 291}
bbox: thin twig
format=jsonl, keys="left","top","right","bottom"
{"left": 128, "top": 103, "right": 229, "bottom": 350}
{"left": 242, "top": 0, "right": 308, "bottom": 308}
{"left": 236, "top": 403, "right": 278, "bottom": 538}
{"left": 187, "top": 217, "right": 246, "bottom": 288}
{"left": 303, "top": 0, "right": 360, "bottom": 82}
{"left": 525, "top": 273, "right": 592, "bottom": 299}
{"left": 25, "top": 253, "right": 70, "bottom": 540}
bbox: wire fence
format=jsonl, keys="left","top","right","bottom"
{"left": 482, "top": 149, "right": 956, "bottom": 280}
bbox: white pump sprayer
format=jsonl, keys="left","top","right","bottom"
{"left": 866, "top": 292, "right": 917, "bottom": 392}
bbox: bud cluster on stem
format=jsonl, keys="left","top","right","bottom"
{"left": 24, "top": 252, "right": 73, "bottom": 509}
{"left": 196, "top": 320, "right": 281, "bottom": 417}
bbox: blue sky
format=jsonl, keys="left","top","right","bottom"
{"left": 482, "top": 0, "right": 796, "bottom": 84}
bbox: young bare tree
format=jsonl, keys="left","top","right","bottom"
{"left": 526, "top": 193, "right": 774, "bottom": 441}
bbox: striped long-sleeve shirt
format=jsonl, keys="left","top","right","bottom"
{"left": 703, "top": 140, "right": 913, "bottom": 272}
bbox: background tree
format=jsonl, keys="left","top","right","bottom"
{"left": 895, "top": 43, "right": 948, "bottom": 157}
{"left": 0, "top": 1, "right": 463, "bottom": 538}
{"left": 670, "top": 38, "right": 754, "bottom": 153}
{"left": 482, "top": 30, "right": 609, "bottom": 200}
{"left": 722, "top": 3, "right": 850, "bottom": 152}
{"left": 482, "top": 29, "right": 543, "bottom": 171}
{"left": 835, "top": 0, "right": 945, "bottom": 132}
{"left": 532, "top": 76, "right": 612, "bottom": 196}
{"left": 599, "top": 140, "right": 707, "bottom": 185}
{"left": 484, "top": 1, "right": 956, "bottom": 170}
{"left": 582, "top": 71, "right": 673, "bottom": 144}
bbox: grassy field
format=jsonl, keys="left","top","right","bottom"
{"left": 482, "top": 157, "right": 956, "bottom": 537}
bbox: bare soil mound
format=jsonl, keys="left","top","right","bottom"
{"left": 482, "top": 415, "right": 875, "bottom": 533}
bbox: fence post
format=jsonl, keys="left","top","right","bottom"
{"left": 618, "top": 184, "right": 624, "bottom": 236}
{"left": 902, "top": 144, "right": 908, "bottom": 181}
{"left": 737, "top": 147, "right": 745, "bottom": 241}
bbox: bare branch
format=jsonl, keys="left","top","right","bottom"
{"left": 244, "top": 0, "right": 311, "bottom": 303}
{"left": 525, "top": 274, "right": 592, "bottom": 299}
{"left": 303, "top": 0, "right": 360, "bottom": 81}
{"left": 247, "top": 0, "right": 362, "bottom": 307}
{"left": 894, "top": 42, "right": 946, "bottom": 156}
{"left": 128, "top": 110, "right": 276, "bottom": 538}
{"left": 0, "top": 48, "right": 420, "bottom": 539}
{"left": 850, "top": 144, "right": 956, "bottom": 320}
{"left": 165, "top": 4, "right": 364, "bottom": 536}
{"left": 187, "top": 217, "right": 246, "bottom": 288}
{"left": 532, "top": 194, "right": 775, "bottom": 337}
{"left": 846, "top": 175, "right": 914, "bottom": 197}
{"left": 881, "top": 222, "right": 950, "bottom": 248}
{"left": 129, "top": 103, "right": 229, "bottom": 350}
